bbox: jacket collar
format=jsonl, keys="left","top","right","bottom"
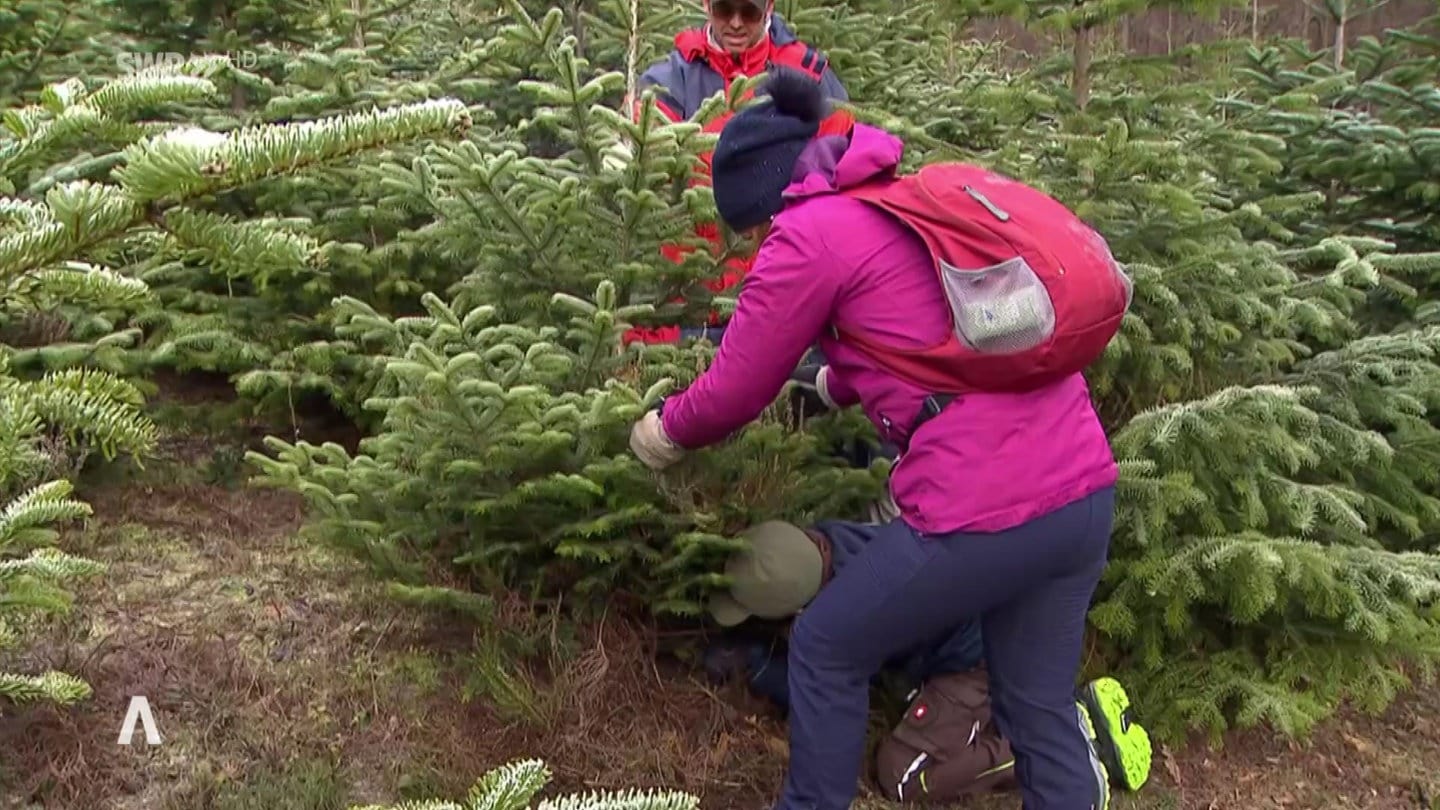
{"left": 674, "top": 13, "right": 799, "bottom": 80}
{"left": 783, "top": 123, "right": 904, "bottom": 202}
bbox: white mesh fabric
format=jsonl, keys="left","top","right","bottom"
{"left": 939, "top": 255, "right": 1055, "bottom": 353}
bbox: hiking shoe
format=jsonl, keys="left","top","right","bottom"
{"left": 1075, "top": 701, "right": 1112, "bottom": 810}
{"left": 1079, "top": 676, "right": 1152, "bottom": 792}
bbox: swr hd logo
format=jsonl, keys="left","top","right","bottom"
{"left": 114, "top": 51, "right": 260, "bottom": 74}
{"left": 116, "top": 695, "right": 162, "bottom": 745}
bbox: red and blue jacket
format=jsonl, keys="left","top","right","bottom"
{"left": 622, "top": 14, "right": 848, "bottom": 345}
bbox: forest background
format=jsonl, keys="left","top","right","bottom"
{"left": 2, "top": 0, "right": 1440, "bottom": 807}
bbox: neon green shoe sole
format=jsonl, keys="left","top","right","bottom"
{"left": 1075, "top": 702, "right": 1111, "bottom": 810}
{"left": 1080, "top": 677, "right": 1152, "bottom": 792}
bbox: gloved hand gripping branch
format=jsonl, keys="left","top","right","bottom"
{"left": 630, "top": 407, "right": 685, "bottom": 470}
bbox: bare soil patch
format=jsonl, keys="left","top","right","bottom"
{"left": 0, "top": 432, "right": 790, "bottom": 808}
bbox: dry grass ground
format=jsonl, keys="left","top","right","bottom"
{"left": 1, "top": 380, "right": 1439, "bottom": 809}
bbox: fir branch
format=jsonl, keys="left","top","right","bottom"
{"left": 20, "top": 260, "right": 151, "bottom": 310}
{"left": 0, "top": 368, "right": 159, "bottom": 464}
{"left": 0, "top": 479, "right": 90, "bottom": 552}
{"left": 464, "top": 757, "right": 550, "bottom": 810}
{"left": 157, "top": 207, "right": 323, "bottom": 283}
{"left": 350, "top": 756, "right": 699, "bottom": 810}
{"left": 82, "top": 74, "right": 218, "bottom": 116}
{"left": 0, "top": 182, "right": 140, "bottom": 278}
{"left": 0, "top": 546, "right": 105, "bottom": 581}
{"left": 114, "top": 99, "right": 473, "bottom": 204}
{"left": 536, "top": 791, "right": 700, "bottom": 810}
{"left": 0, "top": 670, "right": 92, "bottom": 707}
{"left": 0, "top": 477, "right": 100, "bottom": 710}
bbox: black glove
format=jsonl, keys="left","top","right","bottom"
{"left": 788, "top": 362, "right": 838, "bottom": 420}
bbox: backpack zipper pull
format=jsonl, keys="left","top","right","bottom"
{"left": 964, "top": 185, "right": 1009, "bottom": 221}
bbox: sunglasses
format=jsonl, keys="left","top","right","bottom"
{"left": 709, "top": 0, "right": 766, "bottom": 23}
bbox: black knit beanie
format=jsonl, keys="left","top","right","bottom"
{"left": 711, "top": 67, "right": 830, "bottom": 233}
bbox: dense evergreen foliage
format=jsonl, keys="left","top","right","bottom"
{"left": 3, "top": 0, "right": 1439, "bottom": 754}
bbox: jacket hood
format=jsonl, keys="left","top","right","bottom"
{"left": 782, "top": 123, "right": 903, "bottom": 202}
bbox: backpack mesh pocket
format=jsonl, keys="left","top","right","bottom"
{"left": 939, "top": 255, "right": 1055, "bottom": 353}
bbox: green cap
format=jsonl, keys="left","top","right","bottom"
{"left": 706, "top": 520, "right": 823, "bottom": 627}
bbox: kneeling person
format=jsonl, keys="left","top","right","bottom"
{"left": 702, "top": 520, "right": 1154, "bottom": 805}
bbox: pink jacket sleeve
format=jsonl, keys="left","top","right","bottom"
{"left": 660, "top": 212, "right": 843, "bottom": 448}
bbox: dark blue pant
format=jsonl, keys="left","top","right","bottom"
{"left": 776, "top": 486, "right": 1115, "bottom": 810}
{"left": 739, "top": 519, "right": 984, "bottom": 711}
{"left": 743, "top": 617, "right": 984, "bottom": 712}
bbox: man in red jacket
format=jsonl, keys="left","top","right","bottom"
{"left": 621, "top": 0, "right": 848, "bottom": 346}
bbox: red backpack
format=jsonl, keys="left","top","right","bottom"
{"left": 836, "top": 162, "right": 1133, "bottom": 394}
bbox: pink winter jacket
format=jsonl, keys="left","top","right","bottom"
{"left": 658, "top": 122, "right": 1119, "bottom": 535}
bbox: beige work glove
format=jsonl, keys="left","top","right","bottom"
{"left": 866, "top": 487, "right": 901, "bottom": 524}
{"left": 629, "top": 409, "right": 685, "bottom": 470}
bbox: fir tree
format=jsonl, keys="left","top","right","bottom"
{"left": 101, "top": 0, "right": 333, "bottom": 57}
{"left": 1, "top": 61, "right": 469, "bottom": 365}
{"left": 952, "top": 0, "right": 1247, "bottom": 107}
{"left": 350, "top": 757, "right": 698, "bottom": 810}
{"left": 247, "top": 284, "right": 881, "bottom": 617}
{"left": 7, "top": 2, "right": 483, "bottom": 427}
{"left": 234, "top": 2, "right": 729, "bottom": 426}
{"left": 1218, "top": 32, "right": 1440, "bottom": 344}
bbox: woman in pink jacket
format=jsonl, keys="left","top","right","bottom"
{"left": 629, "top": 68, "right": 1125, "bottom": 810}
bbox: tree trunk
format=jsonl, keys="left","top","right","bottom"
{"left": 1073, "top": 26, "right": 1092, "bottom": 109}
{"left": 1333, "top": 1, "right": 1347, "bottom": 68}
{"left": 623, "top": 0, "right": 639, "bottom": 114}
{"left": 352, "top": 0, "right": 364, "bottom": 47}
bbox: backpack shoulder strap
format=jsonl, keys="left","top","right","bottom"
{"left": 845, "top": 163, "right": 1020, "bottom": 268}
